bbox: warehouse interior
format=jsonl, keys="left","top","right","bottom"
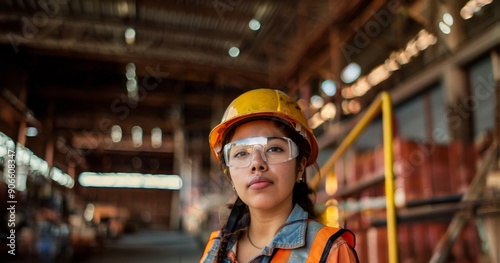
{"left": 0, "top": 0, "right": 499, "bottom": 262}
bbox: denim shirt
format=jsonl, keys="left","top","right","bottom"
{"left": 201, "top": 204, "right": 326, "bottom": 263}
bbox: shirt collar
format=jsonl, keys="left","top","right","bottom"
{"left": 261, "top": 204, "right": 308, "bottom": 255}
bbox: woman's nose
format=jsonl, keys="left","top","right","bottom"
{"left": 250, "top": 148, "right": 269, "bottom": 172}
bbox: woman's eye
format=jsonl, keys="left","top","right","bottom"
{"left": 233, "top": 151, "right": 249, "bottom": 158}
{"left": 267, "top": 146, "right": 284, "bottom": 153}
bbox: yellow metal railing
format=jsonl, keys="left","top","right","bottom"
{"left": 310, "top": 91, "right": 398, "bottom": 263}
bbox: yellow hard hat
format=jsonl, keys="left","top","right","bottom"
{"left": 209, "top": 89, "right": 318, "bottom": 166}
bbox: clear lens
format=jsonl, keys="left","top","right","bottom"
{"left": 223, "top": 136, "right": 298, "bottom": 168}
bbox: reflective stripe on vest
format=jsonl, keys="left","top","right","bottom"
{"left": 269, "top": 225, "right": 355, "bottom": 263}
{"left": 199, "top": 230, "right": 220, "bottom": 263}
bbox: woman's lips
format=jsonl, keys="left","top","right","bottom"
{"left": 248, "top": 177, "right": 273, "bottom": 190}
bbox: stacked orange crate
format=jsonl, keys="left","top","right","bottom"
{"left": 377, "top": 226, "right": 388, "bottom": 263}
{"left": 372, "top": 144, "right": 387, "bottom": 232}
{"left": 421, "top": 143, "right": 438, "bottom": 262}
{"left": 343, "top": 150, "right": 365, "bottom": 260}
{"left": 429, "top": 144, "right": 451, "bottom": 197}
{"left": 371, "top": 145, "right": 390, "bottom": 263}
{"left": 357, "top": 151, "right": 370, "bottom": 263}
{"left": 426, "top": 144, "right": 451, "bottom": 261}
{"left": 448, "top": 142, "right": 477, "bottom": 194}
{"left": 344, "top": 150, "right": 358, "bottom": 191}
{"left": 412, "top": 141, "right": 432, "bottom": 200}
{"left": 361, "top": 150, "right": 375, "bottom": 198}
{"left": 367, "top": 226, "right": 389, "bottom": 263}
{"left": 393, "top": 138, "right": 413, "bottom": 262}
{"left": 354, "top": 228, "right": 369, "bottom": 263}
{"left": 427, "top": 222, "right": 448, "bottom": 261}
{"left": 414, "top": 142, "right": 434, "bottom": 261}
{"left": 355, "top": 151, "right": 371, "bottom": 233}
{"left": 449, "top": 142, "right": 481, "bottom": 263}
{"left": 402, "top": 136, "right": 431, "bottom": 263}
{"left": 394, "top": 138, "right": 433, "bottom": 262}
{"left": 335, "top": 156, "right": 348, "bottom": 228}
{"left": 397, "top": 223, "right": 413, "bottom": 262}
{"left": 412, "top": 223, "right": 433, "bottom": 262}
{"left": 393, "top": 138, "right": 405, "bottom": 201}
{"left": 360, "top": 150, "right": 375, "bottom": 229}
{"left": 395, "top": 138, "right": 424, "bottom": 201}
{"left": 448, "top": 142, "right": 463, "bottom": 194}
{"left": 336, "top": 155, "right": 347, "bottom": 194}
{"left": 462, "top": 221, "right": 482, "bottom": 263}
{"left": 392, "top": 137, "right": 482, "bottom": 262}
{"left": 450, "top": 222, "right": 480, "bottom": 263}
{"left": 373, "top": 144, "right": 386, "bottom": 197}
{"left": 355, "top": 151, "right": 368, "bottom": 186}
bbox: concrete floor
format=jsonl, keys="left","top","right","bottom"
{"left": 6, "top": 229, "right": 205, "bottom": 263}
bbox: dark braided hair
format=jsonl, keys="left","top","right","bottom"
{"left": 214, "top": 118, "right": 319, "bottom": 262}
{"left": 215, "top": 197, "right": 249, "bottom": 262}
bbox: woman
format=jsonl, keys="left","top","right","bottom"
{"left": 200, "top": 89, "right": 359, "bottom": 263}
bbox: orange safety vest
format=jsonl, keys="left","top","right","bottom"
{"left": 200, "top": 225, "right": 357, "bottom": 262}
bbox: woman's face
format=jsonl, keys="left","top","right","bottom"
{"left": 226, "top": 120, "right": 306, "bottom": 211}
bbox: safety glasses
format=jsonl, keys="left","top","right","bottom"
{"left": 223, "top": 136, "right": 299, "bottom": 168}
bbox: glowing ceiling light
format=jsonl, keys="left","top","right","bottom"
{"left": 126, "top": 79, "right": 137, "bottom": 92}
{"left": 321, "top": 80, "right": 337, "bottom": 96}
{"left": 308, "top": 112, "right": 325, "bottom": 129}
{"left": 228, "top": 47, "right": 240, "bottom": 57}
{"left": 26, "top": 127, "right": 38, "bottom": 137}
{"left": 320, "top": 102, "right": 337, "bottom": 120}
{"left": 249, "top": 19, "right": 261, "bottom": 31}
{"left": 125, "top": 69, "right": 136, "bottom": 80}
{"left": 442, "top": 13, "right": 454, "bottom": 26}
{"left": 310, "top": 95, "right": 325, "bottom": 109}
{"left": 126, "top": 62, "right": 136, "bottom": 72}
{"left": 460, "top": 7, "right": 474, "bottom": 19}
{"left": 341, "top": 63, "right": 361, "bottom": 84}
{"left": 384, "top": 57, "right": 400, "bottom": 71}
{"left": 132, "top": 126, "right": 143, "bottom": 147}
{"left": 416, "top": 30, "right": 433, "bottom": 50}
{"left": 29, "top": 154, "right": 49, "bottom": 177}
{"left": 341, "top": 100, "right": 351, "bottom": 114}
{"left": 341, "top": 87, "right": 356, "bottom": 99}
{"left": 50, "top": 167, "right": 74, "bottom": 188}
{"left": 439, "top": 22, "right": 451, "bottom": 34}
{"left": 151, "top": 127, "right": 162, "bottom": 148}
{"left": 405, "top": 41, "right": 419, "bottom": 57}
{"left": 460, "top": 0, "right": 493, "bottom": 19}
{"left": 16, "top": 144, "right": 31, "bottom": 165}
{"left": 367, "top": 65, "right": 391, "bottom": 86}
{"left": 324, "top": 204, "right": 339, "bottom": 227}
{"left": 117, "top": 2, "right": 129, "bottom": 17}
{"left": 396, "top": 51, "right": 411, "bottom": 64}
{"left": 351, "top": 77, "right": 370, "bottom": 97}
{"left": 348, "top": 100, "right": 362, "bottom": 114}
{"left": 124, "top": 28, "right": 136, "bottom": 45}
{"left": 84, "top": 204, "right": 95, "bottom": 222}
{"left": 126, "top": 62, "right": 138, "bottom": 102}
{"left": 325, "top": 171, "right": 338, "bottom": 196}
{"left": 111, "top": 125, "right": 122, "bottom": 143}
{"left": 78, "top": 172, "right": 183, "bottom": 190}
